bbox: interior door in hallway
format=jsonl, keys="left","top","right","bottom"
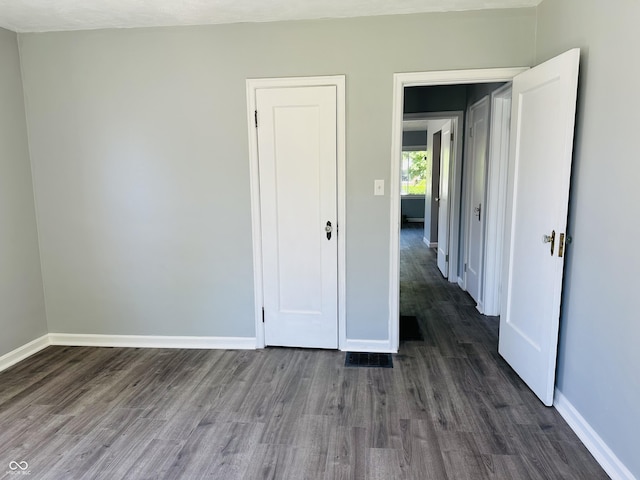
{"left": 465, "top": 96, "right": 490, "bottom": 305}
{"left": 437, "top": 121, "right": 452, "bottom": 278}
{"left": 499, "top": 49, "right": 580, "bottom": 406}
{"left": 256, "top": 85, "right": 338, "bottom": 349}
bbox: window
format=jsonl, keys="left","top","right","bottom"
{"left": 401, "top": 150, "right": 428, "bottom": 195}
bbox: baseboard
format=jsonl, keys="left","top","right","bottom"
{"left": 457, "top": 277, "right": 465, "bottom": 289}
{"left": 0, "top": 334, "right": 50, "bottom": 373}
{"left": 405, "top": 217, "right": 424, "bottom": 223}
{"left": 554, "top": 389, "right": 635, "bottom": 480}
{"left": 342, "top": 338, "right": 396, "bottom": 353}
{"left": 49, "top": 333, "right": 257, "bottom": 350}
{"left": 422, "top": 237, "right": 437, "bottom": 248}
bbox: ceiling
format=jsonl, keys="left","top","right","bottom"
{"left": 0, "top": 0, "right": 542, "bottom": 33}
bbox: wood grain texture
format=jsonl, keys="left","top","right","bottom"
{"left": 0, "top": 225, "right": 607, "bottom": 479}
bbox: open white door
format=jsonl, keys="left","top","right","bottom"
{"left": 256, "top": 85, "right": 338, "bottom": 349}
{"left": 499, "top": 49, "right": 580, "bottom": 406}
{"left": 436, "top": 121, "right": 452, "bottom": 277}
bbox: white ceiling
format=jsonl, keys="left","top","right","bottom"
{"left": 0, "top": 0, "right": 542, "bottom": 33}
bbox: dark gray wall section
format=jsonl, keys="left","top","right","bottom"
{"left": 402, "top": 129, "right": 427, "bottom": 148}
{"left": 537, "top": 0, "right": 640, "bottom": 475}
{"left": 0, "top": 27, "right": 48, "bottom": 357}
{"left": 404, "top": 85, "right": 467, "bottom": 113}
{"left": 430, "top": 131, "right": 442, "bottom": 243}
{"left": 401, "top": 197, "right": 425, "bottom": 220}
{"left": 466, "top": 82, "right": 507, "bottom": 108}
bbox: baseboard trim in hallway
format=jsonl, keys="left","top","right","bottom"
{"left": 554, "top": 389, "right": 636, "bottom": 480}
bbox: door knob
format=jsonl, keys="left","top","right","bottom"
{"left": 542, "top": 230, "right": 556, "bottom": 256}
{"left": 473, "top": 204, "right": 481, "bottom": 221}
{"left": 325, "top": 221, "right": 333, "bottom": 240}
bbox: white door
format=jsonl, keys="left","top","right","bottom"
{"left": 437, "top": 121, "right": 452, "bottom": 277}
{"left": 465, "top": 96, "right": 490, "bottom": 304}
{"left": 256, "top": 86, "right": 338, "bottom": 349}
{"left": 499, "top": 49, "right": 580, "bottom": 406}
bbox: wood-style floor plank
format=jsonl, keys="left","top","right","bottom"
{"left": 0, "top": 225, "right": 608, "bottom": 479}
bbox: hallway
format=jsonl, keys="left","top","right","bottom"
{"left": 397, "top": 223, "right": 606, "bottom": 478}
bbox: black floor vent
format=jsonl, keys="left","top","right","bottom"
{"left": 400, "top": 315, "right": 424, "bottom": 341}
{"left": 345, "top": 352, "right": 393, "bottom": 368}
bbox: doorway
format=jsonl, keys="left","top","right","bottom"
{"left": 389, "top": 68, "right": 526, "bottom": 350}
{"left": 390, "top": 50, "right": 580, "bottom": 406}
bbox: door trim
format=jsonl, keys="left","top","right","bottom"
{"left": 246, "top": 75, "right": 346, "bottom": 349}
{"left": 462, "top": 95, "right": 490, "bottom": 309}
{"left": 389, "top": 67, "right": 528, "bottom": 352}
{"left": 482, "top": 83, "right": 512, "bottom": 316}
{"left": 404, "top": 111, "right": 463, "bottom": 282}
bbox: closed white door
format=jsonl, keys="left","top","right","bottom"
{"left": 256, "top": 86, "right": 338, "bottom": 349}
{"left": 437, "top": 121, "right": 452, "bottom": 277}
{"left": 465, "top": 96, "right": 490, "bottom": 304}
{"left": 499, "top": 49, "right": 580, "bottom": 406}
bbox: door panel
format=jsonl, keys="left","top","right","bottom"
{"left": 499, "top": 49, "right": 580, "bottom": 405}
{"left": 437, "top": 121, "right": 452, "bottom": 277}
{"left": 256, "top": 86, "right": 338, "bottom": 349}
{"left": 465, "top": 96, "right": 490, "bottom": 304}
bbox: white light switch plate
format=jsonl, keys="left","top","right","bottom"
{"left": 374, "top": 179, "right": 384, "bottom": 196}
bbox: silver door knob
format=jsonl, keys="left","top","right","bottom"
{"left": 542, "top": 230, "right": 556, "bottom": 255}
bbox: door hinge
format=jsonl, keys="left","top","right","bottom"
{"left": 254, "top": 110, "right": 258, "bottom": 128}
{"left": 262, "top": 307, "right": 265, "bottom": 323}
{"left": 450, "top": 131, "right": 454, "bottom": 143}
{"left": 469, "top": 127, "right": 473, "bottom": 138}
{"left": 464, "top": 263, "right": 468, "bottom": 272}
{"left": 445, "top": 254, "right": 449, "bottom": 262}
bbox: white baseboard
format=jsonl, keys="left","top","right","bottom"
{"left": 342, "top": 338, "right": 396, "bottom": 353}
{"left": 554, "top": 389, "right": 635, "bottom": 480}
{"left": 423, "top": 237, "right": 437, "bottom": 248}
{"left": 49, "top": 333, "right": 257, "bottom": 350}
{"left": 405, "top": 217, "right": 424, "bottom": 223}
{"left": 0, "top": 334, "right": 50, "bottom": 373}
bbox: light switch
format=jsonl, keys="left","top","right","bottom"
{"left": 374, "top": 179, "right": 384, "bottom": 196}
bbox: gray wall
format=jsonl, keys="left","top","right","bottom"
{"left": 537, "top": 0, "right": 640, "bottom": 475}
{"left": 18, "top": 10, "right": 536, "bottom": 341}
{"left": 0, "top": 28, "right": 47, "bottom": 357}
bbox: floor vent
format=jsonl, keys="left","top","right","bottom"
{"left": 344, "top": 352, "right": 393, "bottom": 368}
{"left": 400, "top": 315, "right": 424, "bottom": 341}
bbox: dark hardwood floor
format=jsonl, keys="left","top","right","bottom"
{"left": 0, "top": 224, "right": 607, "bottom": 479}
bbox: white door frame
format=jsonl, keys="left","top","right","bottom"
{"left": 389, "top": 68, "right": 528, "bottom": 351}
{"left": 482, "top": 83, "right": 512, "bottom": 316}
{"left": 246, "top": 75, "right": 347, "bottom": 350}
{"left": 462, "top": 95, "right": 490, "bottom": 309}
{"left": 404, "top": 111, "right": 463, "bottom": 279}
